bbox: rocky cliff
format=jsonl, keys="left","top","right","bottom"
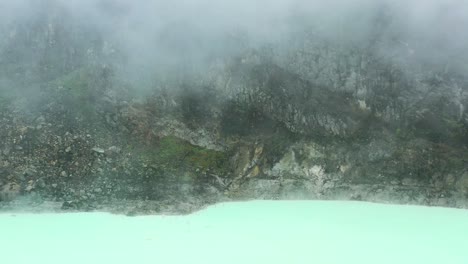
{"left": 0, "top": 0, "right": 467, "bottom": 214}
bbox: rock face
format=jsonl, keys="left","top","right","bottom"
{"left": 223, "top": 61, "right": 364, "bottom": 136}
{"left": 0, "top": 1, "right": 467, "bottom": 214}
{"left": 0, "top": 183, "right": 20, "bottom": 201}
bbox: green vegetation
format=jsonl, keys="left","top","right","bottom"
{"left": 46, "top": 66, "right": 112, "bottom": 118}
{"left": 49, "top": 66, "right": 102, "bottom": 99}
{"left": 55, "top": 68, "right": 92, "bottom": 98}
{"left": 143, "top": 136, "right": 229, "bottom": 176}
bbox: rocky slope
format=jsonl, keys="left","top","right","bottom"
{"left": 0, "top": 0, "right": 467, "bottom": 214}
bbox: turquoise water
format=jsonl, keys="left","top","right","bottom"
{"left": 1, "top": 201, "right": 468, "bottom": 264}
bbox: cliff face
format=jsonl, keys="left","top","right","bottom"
{"left": 0, "top": 1, "right": 467, "bottom": 214}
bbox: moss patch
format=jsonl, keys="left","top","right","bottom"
{"left": 143, "top": 136, "right": 229, "bottom": 175}
{"left": 46, "top": 66, "right": 112, "bottom": 117}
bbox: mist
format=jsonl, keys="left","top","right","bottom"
{"left": 2, "top": 0, "right": 467, "bottom": 94}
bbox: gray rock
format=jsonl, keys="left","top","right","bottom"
{"left": 36, "top": 116, "right": 46, "bottom": 124}
{"left": 2, "top": 147, "right": 10, "bottom": 155}
{"left": 92, "top": 147, "right": 105, "bottom": 154}
{"left": 106, "top": 146, "right": 121, "bottom": 155}
{"left": 36, "top": 178, "right": 46, "bottom": 188}
{"left": 0, "top": 183, "right": 20, "bottom": 201}
{"left": 402, "top": 178, "right": 417, "bottom": 186}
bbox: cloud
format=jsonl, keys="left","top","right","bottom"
{"left": 1, "top": 0, "right": 467, "bottom": 88}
